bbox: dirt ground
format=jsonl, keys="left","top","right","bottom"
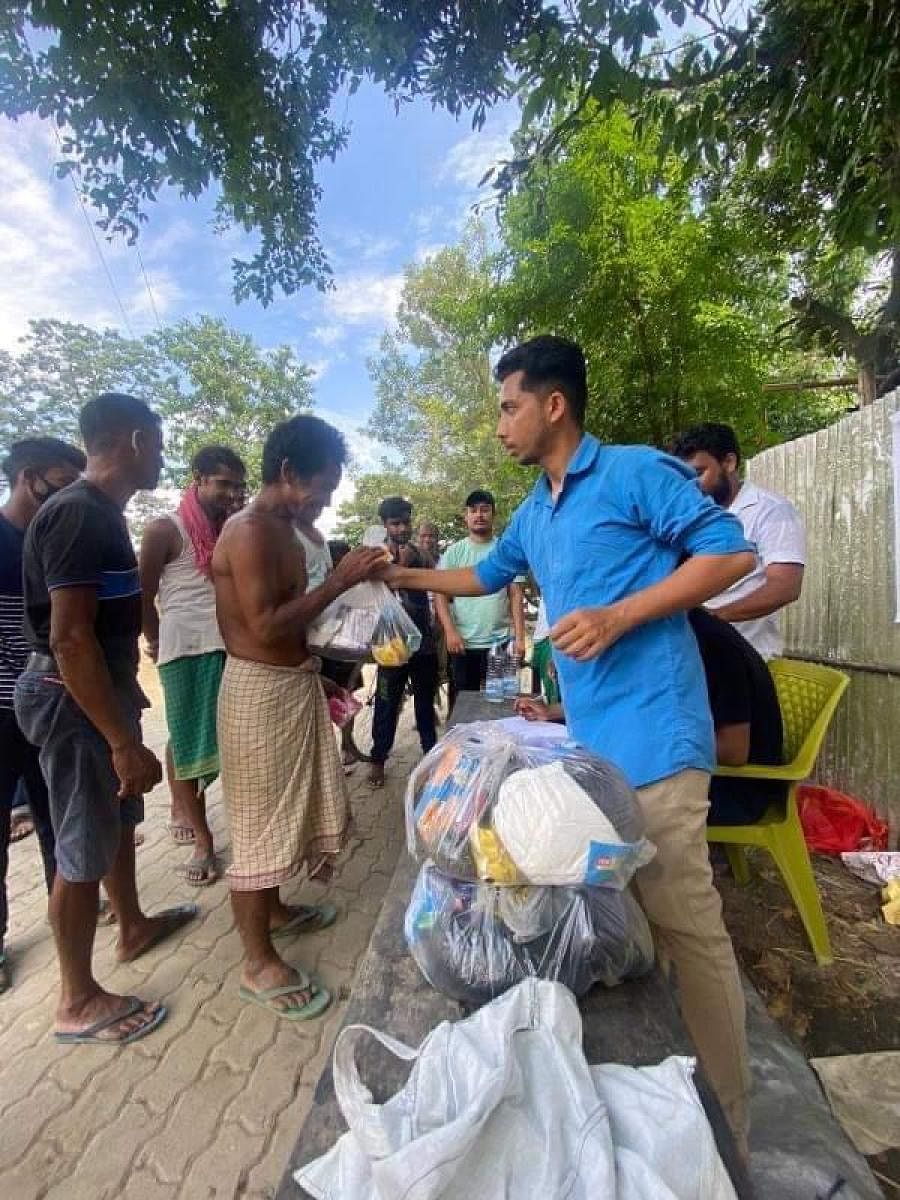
{"left": 718, "top": 850, "right": 900, "bottom": 1199}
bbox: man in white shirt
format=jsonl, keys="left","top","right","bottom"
{"left": 671, "top": 423, "right": 805, "bottom": 659}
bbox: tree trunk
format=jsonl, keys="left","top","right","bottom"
{"left": 858, "top": 362, "right": 877, "bottom": 406}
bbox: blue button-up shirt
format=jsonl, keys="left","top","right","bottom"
{"left": 476, "top": 435, "right": 754, "bottom": 789}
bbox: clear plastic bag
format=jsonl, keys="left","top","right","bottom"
{"left": 405, "top": 861, "right": 655, "bottom": 1005}
{"left": 308, "top": 581, "right": 383, "bottom": 661}
{"left": 406, "top": 722, "right": 654, "bottom": 888}
{"left": 308, "top": 582, "right": 422, "bottom": 664}
{"left": 370, "top": 590, "right": 422, "bottom": 666}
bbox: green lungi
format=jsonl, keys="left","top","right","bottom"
{"left": 159, "top": 650, "right": 226, "bottom": 789}
{"left": 531, "top": 636, "right": 560, "bottom": 705}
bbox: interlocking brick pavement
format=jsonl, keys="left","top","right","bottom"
{"left": 0, "top": 661, "right": 431, "bottom": 1198}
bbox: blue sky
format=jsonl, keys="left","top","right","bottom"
{"left": 0, "top": 84, "right": 517, "bottom": 520}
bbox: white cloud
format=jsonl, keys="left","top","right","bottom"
{"left": 324, "top": 271, "right": 405, "bottom": 328}
{"left": 312, "top": 323, "right": 347, "bottom": 347}
{"left": 414, "top": 241, "right": 447, "bottom": 263}
{"left": 0, "top": 119, "right": 122, "bottom": 347}
{"left": 440, "top": 125, "right": 515, "bottom": 190}
{"left": 311, "top": 406, "right": 386, "bottom": 536}
{"left": 329, "top": 229, "right": 400, "bottom": 265}
{"left": 0, "top": 115, "right": 193, "bottom": 349}
{"left": 127, "top": 266, "right": 182, "bottom": 324}
{"left": 143, "top": 218, "right": 195, "bottom": 264}
{"left": 306, "top": 357, "right": 330, "bottom": 382}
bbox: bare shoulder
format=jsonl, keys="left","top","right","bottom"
{"left": 140, "top": 515, "right": 180, "bottom": 557}
{"left": 214, "top": 509, "right": 284, "bottom": 569}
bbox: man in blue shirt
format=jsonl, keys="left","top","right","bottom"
{"left": 385, "top": 335, "right": 756, "bottom": 1152}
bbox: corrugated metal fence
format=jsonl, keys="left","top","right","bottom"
{"left": 748, "top": 389, "right": 900, "bottom": 844}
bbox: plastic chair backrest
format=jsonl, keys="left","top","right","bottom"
{"left": 768, "top": 659, "right": 850, "bottom": 775}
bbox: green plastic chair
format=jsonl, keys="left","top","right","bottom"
{"left": 707, "top": 657, "right": 850, "bottom": 966}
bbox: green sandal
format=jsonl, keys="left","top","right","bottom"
{"left": 239, "top": 975, "right": 332, "bottom": 1021}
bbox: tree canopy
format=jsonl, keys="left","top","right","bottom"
{"left": 1, "top": 315, "right": 313, "bottom": 489}
{"left": 4, "top": 1, "right": 895, "bottom": 319}
{"left": 337, "top": 114, "right": 851, "bottom": 538}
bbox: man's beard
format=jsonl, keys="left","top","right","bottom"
{"left": 710, "top": 472, "right": 732, "bottom": 506}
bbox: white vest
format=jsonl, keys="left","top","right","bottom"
{"left": 157, "top": 513, "right": 224, "bottom": 665}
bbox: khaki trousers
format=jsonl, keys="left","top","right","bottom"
{"left": 634, "top": 768, "right": 750, "bottom": 1148}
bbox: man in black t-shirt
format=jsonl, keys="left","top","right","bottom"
{"left": 688, "top": 608, "right": 785, "bottom": 824}
{"left": 0, "top": 437, "right": 85, "bottom": 993}
{"left": 15, "top": 392, "right": 197, "bottom": 1046}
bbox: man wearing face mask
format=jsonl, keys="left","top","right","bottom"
{"left": 139, "top": 444, "right": 247, "bottom": 885}
{"left": 0, "top": 437, "right": 86, "bottom": 992}
{"left": 15, "top": 394, "right": 198, "bottom": 1045}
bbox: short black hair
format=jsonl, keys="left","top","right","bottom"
{"left": 378, "top": 496, "right": 413, "bottom": 522}
{"left": 261, "top": 414, "right": 348, "bottom": 485}
{"left": 1, "top": 437, "right": 86, "bottom": 483}
{"left": 79, "top": 392, "right": 160, "bottom": 453}
{"left": 494, "top": 335, "right": 588, "bottom": 427}
{"left": 465, "top": 489, "right": 495, "bottom": 510}
{"left": 190, "top": 444, "right": 246, "bottom": 478}
{"left": 670, "top": 423, "right": 742, "bottom": 467}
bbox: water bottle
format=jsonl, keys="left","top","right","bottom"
{"left": 502, "top": 642, "right": 520, "bottom": 699}
{"left": 485, "top": 642, "right": 505, "bottom": 703}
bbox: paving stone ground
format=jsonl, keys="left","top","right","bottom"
{"left": 0, "top": 662, "right": 424, "bottom": 1199}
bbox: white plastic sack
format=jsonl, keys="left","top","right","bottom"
{"left": 841, "top": 851, "right": 900, "bottom": 887}
{"left": 295, "top": 979, "right": 737, "bottom": 1200}
{"left": 494, "top": 761, "right": 652, "bottom": 887}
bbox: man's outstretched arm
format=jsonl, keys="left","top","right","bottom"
{"left": 385, "top": 564, "right": 488, "bottom": 597}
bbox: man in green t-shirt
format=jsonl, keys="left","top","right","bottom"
{"left": 435, "top": 490, "right": 526, "bottom": 708}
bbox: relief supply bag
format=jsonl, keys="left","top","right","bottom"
{"left": 405, "top": 860, "right": 654, "bottom": 1005}
{"left": 406, "top": 721, "right": 654, "bottom": 887}
{"left": 295, "top": 978, "right": 737, "bottom": 1200}
{"left": 370, "top": 590, "right": 422, "bottom": 666}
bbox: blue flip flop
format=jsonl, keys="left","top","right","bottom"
{"left": 54, "top": 997, "right": 168, "bottom": 1045}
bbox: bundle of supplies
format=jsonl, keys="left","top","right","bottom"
{"left": 405, "top": 721, "right": 654, "bottom": 888}
{"left": 405, "top": 861, "right": 654, "bottom": 1004}
{"left": 309, "top": 581, "right": 422, "bottom": 662}
{"left": 404, "top": 722, "right": 656, "bottom": 1003}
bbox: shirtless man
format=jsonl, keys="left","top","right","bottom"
{"left": 212, "top": 414, "right": 385, "bottom": 1019}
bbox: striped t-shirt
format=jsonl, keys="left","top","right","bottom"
{"left": 0, "top": 512, "right": 29, "bottom": 710}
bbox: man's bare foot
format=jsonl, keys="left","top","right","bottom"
{"left": 368, "top": 762, "right": 385, "bottom": 788}
{"left": 54, "top": 988, "right": 166, "bottom": 1043}
{"left": 115, "top": 903, "right": 198, "bottom": 963}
